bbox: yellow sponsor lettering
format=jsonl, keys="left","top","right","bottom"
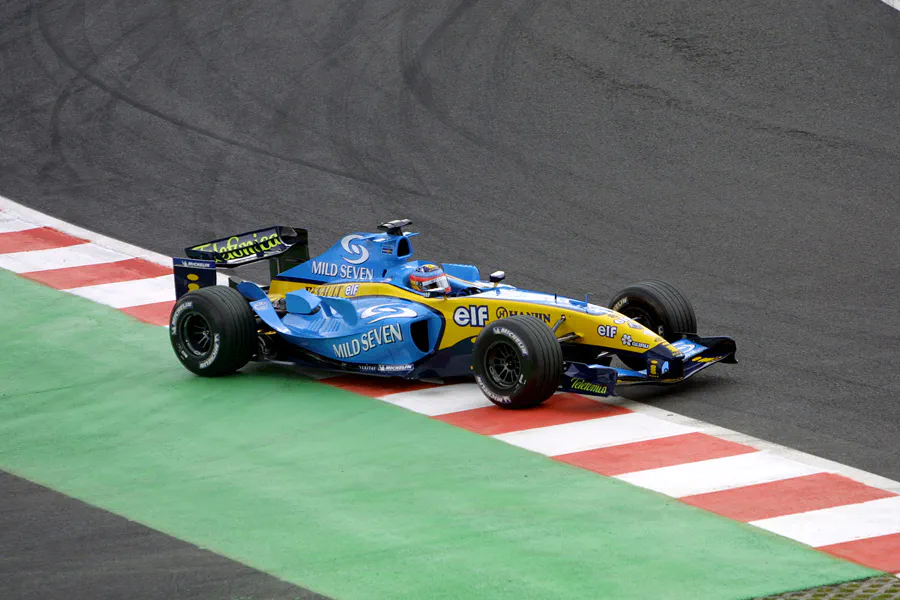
{"left": 311, "top": 285, "right": 344, "bottom": 298}
{"left": 192, "top": 232, "right": 283, "bottom": 261}
{"left": 692, "top": 355, "right": 726, "bottom": 363}
{"left": 663, "top": 343, "right": 683, "bottom": 356}
{"left": 570, "top": 378, "right": 608, "bottom": 395}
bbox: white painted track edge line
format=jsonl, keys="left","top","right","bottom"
{"left": 1, "top": 195, "right": 172, "bottom": 266}
{"left": 0, "top": 214, "right": 40, "bottom": 233}
{"left": 4, "top": 196, "right": 900, "bottom": 499}
{"left": 0, "top": 196, "right": 229, "bottom": 286}
{"left": 0, "top": 243, "right": 130, "bottom": 273}
{"left": 615, "top": 451, "right": 824, "bottom": 498}
{"left": 601, "top": 395, "right": 900, "bottom": 495}
{"left": 381, "top": 384, "right": 494, "bottom": 416}
{"left": 749, "top": 496, "right": 900, "bottom": 548}
{"left": 494, "top": 412, "right": 696, "bottom": 456}
{"left": 65, "top": 275, "right": 176, "bottom": 308}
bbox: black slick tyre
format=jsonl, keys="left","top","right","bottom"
{"left": 170, "top": 286, "right": 256, "bottom": 376}
{"left": 473, "top": 315, "right": 563, "bottom": 409}
{"left": 608, "top": 280, "right": 697, "bottom": 370}
{"left": 607, "top": 280, "right": 697, "bottom": 370}
{"left": 608, "top": 280, "right": 697, "bottom": 341}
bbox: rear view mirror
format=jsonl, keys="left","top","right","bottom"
{"left": 489, "top": 270, "right": 506, "bottom": 285}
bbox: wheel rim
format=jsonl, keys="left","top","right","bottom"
{"left": 180, "top": 312, "right": 212, "bottom": 356}
{"left": 484, "top": 340, "right": 521, "bottom": 390}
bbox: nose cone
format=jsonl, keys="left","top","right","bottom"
{"left": 601, "top": 315, "right": 666, "bottom": 352}
{"left": 652, "top": 340, "right": 685, "bottom": 360}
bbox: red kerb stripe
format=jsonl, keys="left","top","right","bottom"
{"left": 120, "top": 301, "right": 176, "bottom": 326}
{"left": 681, "top": 473, "right": 897, "bottom": 522}
{"left": 819, "top": 532, "right": 900, "bottom": 573}
{"left": 323, "top": 375, "right": 439, "bottom": 397}
{"left": 554, "top": 432, "right": 757, "bottom": 476}
{"left": 435, "top": 393, "right": 630, "bottom": 436}
{"left": 0, "top": 227, "right": 87, "bottom": 253}
{"left": 22, "top": 258, "right": 171, "bottom": 289}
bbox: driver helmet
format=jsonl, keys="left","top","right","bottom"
{"left": 410, "top": 263, "right": 450, "bottom": 295}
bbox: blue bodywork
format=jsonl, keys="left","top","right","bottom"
{"left": 281, "top": 232, "right": 422, "bottom": 285}
{"left": 244, "top": 281, "right": 442, "bottom": 371}
{"left": 232, "top": 232, "right": 454, "bottom": 375}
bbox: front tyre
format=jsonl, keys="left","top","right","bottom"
{"left": 170, "top": 286, "right": 256, "bottom": 376}
{"left": 608, "top": 280, "right": 697, "bottom": 342}
{"left": 473, "top": 315, "right": 563, "bottom": 409}
{"left": 608, "top": 280, "right": 697, "bottom": 371}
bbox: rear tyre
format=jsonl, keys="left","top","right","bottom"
{"left": 608, "top": 280, "right": 697, "bottom": 370}
{"left": 170, "top": 286, "right": 256, "bottom": 376}
{"left": 473, "top": 315, "right": 563, "bottom": 409}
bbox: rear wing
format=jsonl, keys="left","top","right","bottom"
{"left": 173, "top": 226, "right": 309, "bottom": 298}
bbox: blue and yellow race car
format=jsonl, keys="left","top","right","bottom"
{"left": 169, "top": 220, "right": 736, "bottom": 408}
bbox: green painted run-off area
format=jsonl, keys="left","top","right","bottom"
{"left": 0, "top": 271, "right": 877, "bottom": 599}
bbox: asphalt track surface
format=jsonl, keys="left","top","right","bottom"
{"left": 0, "top": 471, "right": 325, "bottom": 600}
{"left": 0, "top": 0, "right": 899, "bottom": 591}
{"left": 2, "top": 0, "right": 899, "bottom": 477}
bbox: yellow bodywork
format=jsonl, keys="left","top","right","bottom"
{"left": 269, "top": 279, "right": 672, "bottom": 354}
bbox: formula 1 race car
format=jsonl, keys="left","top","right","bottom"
{"left": 169, "top": 220, "right": 736, "bottom": 408}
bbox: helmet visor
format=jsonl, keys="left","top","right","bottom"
{"left": 414, "top": 274, "right": 450, "bottom": 293}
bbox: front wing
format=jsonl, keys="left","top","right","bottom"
{"left": 559, "top": 335, "right": 737, "bottom": 397}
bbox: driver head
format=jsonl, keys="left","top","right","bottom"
{"left": 410, "top": 263, "right": 450, "bottom": 295}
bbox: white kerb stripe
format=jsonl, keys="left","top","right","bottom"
{"left": 0, "top": 243, "right": 129, "bottom": 273}
{"left": 750, "top": 496, "right": 900, "bottom": 548}
{"left": 494, "top": 412, "right": 694, "bottom": 456}
{"left": 0, "top": 197, "right": 172, "bottom": 267}
{"left": 615, "top": 451, "right": 824, "bottom": 498}
{"left": 66, "top": 275, "right": 176, "bottom": 308}
{"left": 381, "top": 383, "right": 494, "bottom": 416}
{"left": 0, "top": 214, "right": 39, "bottom": 234}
